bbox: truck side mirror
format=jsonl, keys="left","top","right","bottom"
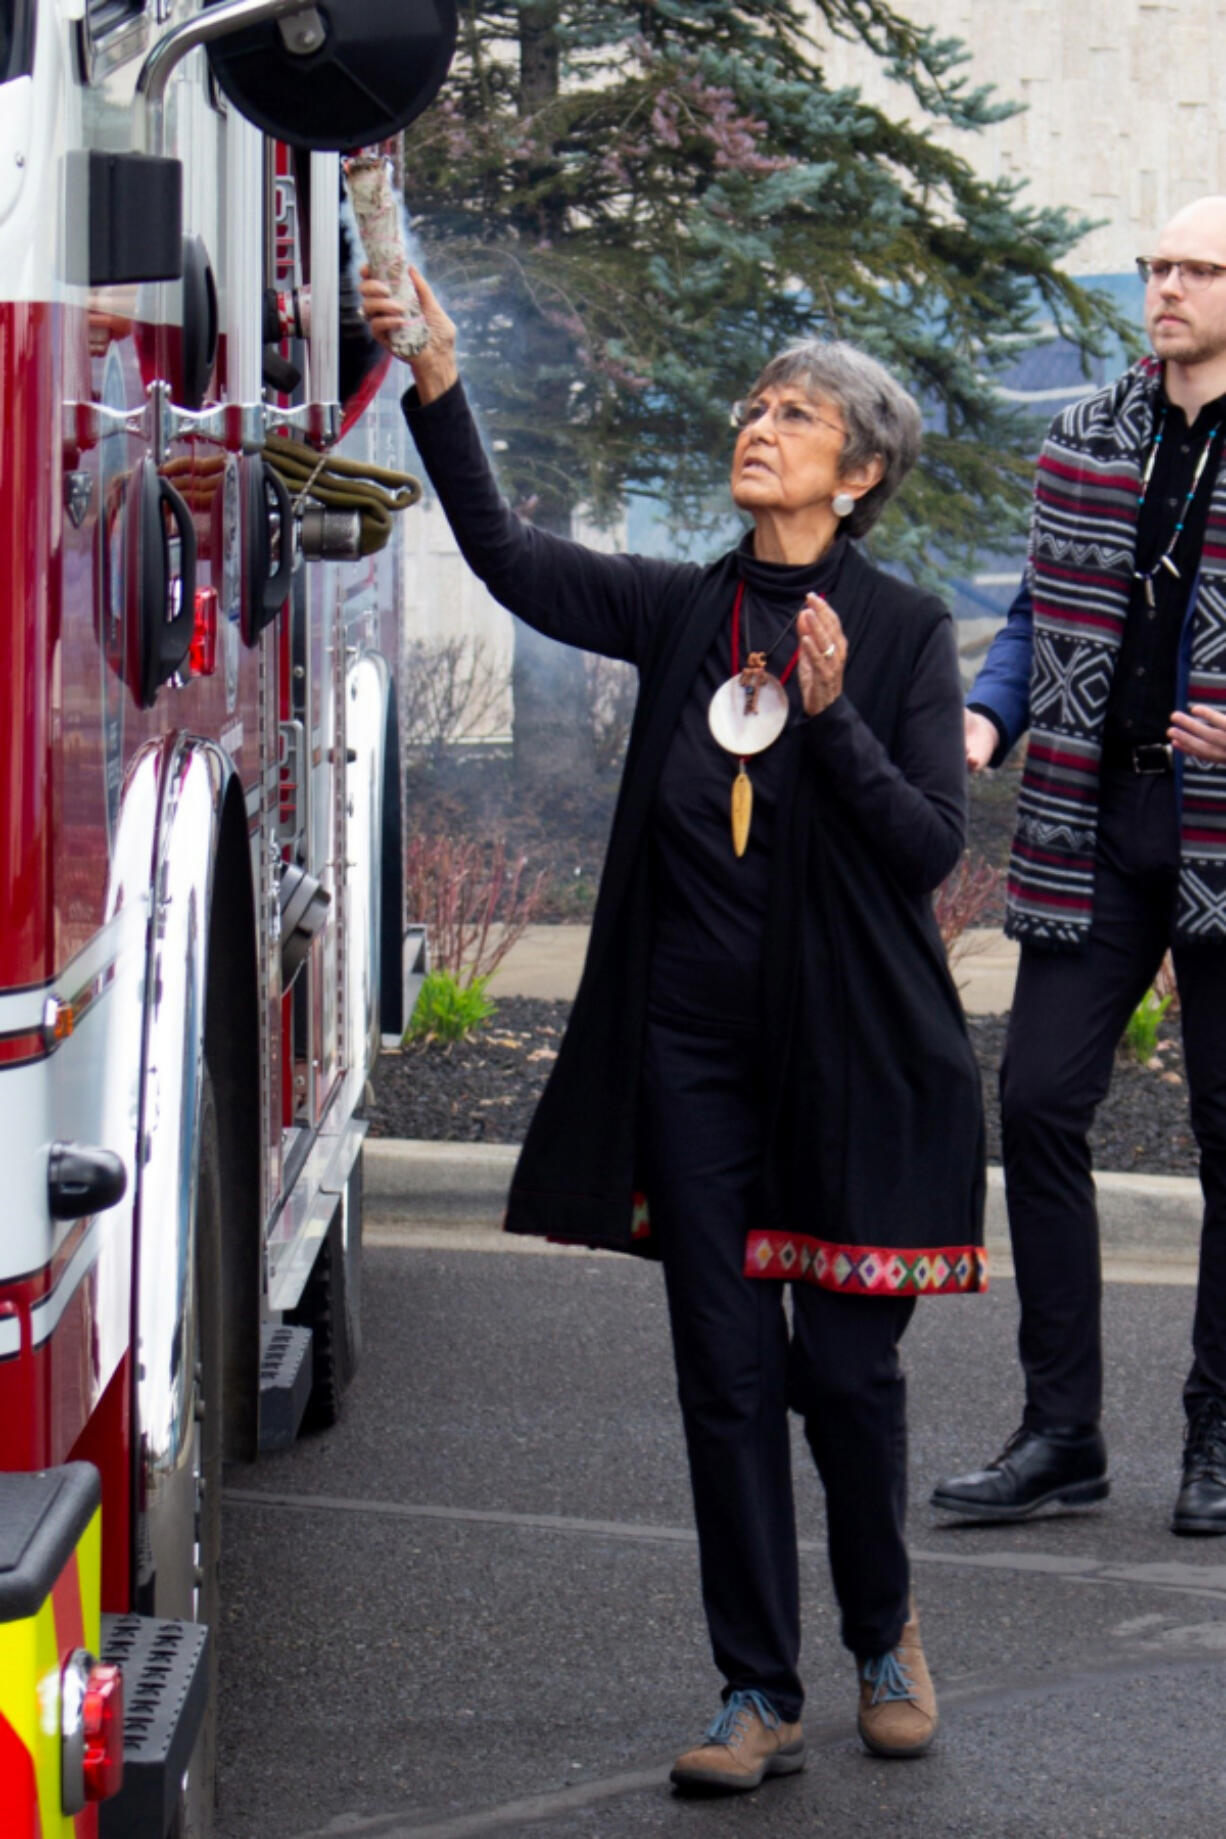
{"left": 203, "top": 0, "right": 457, "bottom": 151}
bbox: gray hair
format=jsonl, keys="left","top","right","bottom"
{"left": 746, "top": 341, "right": 923, "bottom": 538}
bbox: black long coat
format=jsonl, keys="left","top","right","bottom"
{"left": 405, "top": 383, "right": 986, "bottom": 1298}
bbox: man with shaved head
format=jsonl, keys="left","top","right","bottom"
{"left": 935, "top": 196, "right": 1226, "bottom": 1534}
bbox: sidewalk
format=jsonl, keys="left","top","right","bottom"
{"left": 488, "top": 923, "right": 1020, "bottom": 1016}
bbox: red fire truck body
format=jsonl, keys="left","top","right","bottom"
{"left": 0, "top": 1, "right": 451, "bottom": 1830}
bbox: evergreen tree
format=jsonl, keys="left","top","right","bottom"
{"left": 404, "top": 1, "right": 1128, "bottom": 769}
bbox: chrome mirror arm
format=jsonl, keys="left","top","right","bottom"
{"left": 134, "top": 0, "right": 320, "bottom": 156}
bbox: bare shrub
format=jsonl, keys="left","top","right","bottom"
{"left": 405, "top": 834, "right": 545, "bottom": 986}
{"left": 584, "top": 652, "right": 638, "bottom": 775}
{"left": 935, "top": 854, "right": 1004, "bottom": 969}
{"left": 1153, "top": 949, "right": 1180, "bottom": 1014}
{"left": 402, "top": 635, "right": 508, "bottom": 762}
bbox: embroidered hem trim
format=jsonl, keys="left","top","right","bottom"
{"left": 743, "top": 1231, "right": 989, "bottom": 1295}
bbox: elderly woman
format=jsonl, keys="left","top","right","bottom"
{"left": 363, "top": 268, "right": 984, "bottom": 1789}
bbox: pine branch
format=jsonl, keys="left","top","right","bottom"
{"left": 406, "top": 2, "right": 1128, "bottom": 573}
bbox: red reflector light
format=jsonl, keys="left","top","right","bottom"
{"left": 188, "top": 586, "right": 219, "bottom": 678}
{"left": 82, "top": 1663, "right": 124, "bottom": 1801}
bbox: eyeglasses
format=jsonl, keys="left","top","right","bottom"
{"left": 730, "top": 398, "right": 846, "bottom": 439}
{"left": 1135, "top": 257, "right": 1226, "bottom": 290}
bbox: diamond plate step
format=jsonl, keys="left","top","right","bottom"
{"left": 259, "top": 1320, "right": 313, "bottom": 1451}
{"left": 99, "top": 1612, "right": 209, "bottom": 1838}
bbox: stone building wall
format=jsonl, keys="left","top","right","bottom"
{"left": 814, "top": 0, "right": 1226, "bottom": 275}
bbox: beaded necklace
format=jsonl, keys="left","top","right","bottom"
{"left": 1135, "top": 407, "right": 1222, "bottom": 607}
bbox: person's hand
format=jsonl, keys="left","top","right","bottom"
{"left": 796, "top": 594, "right": 846, "bottom": 717}
{"left": 1170, "top": 704, "right": 1226, "bottom": 763}
{"left": 965, "top": 709, "right": 999, "bottom": 772}
{"left": 358, "top": 263, "right": 458, "bottom": 404}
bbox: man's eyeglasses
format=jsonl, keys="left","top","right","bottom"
{"left": 1136, "top": 257, "right": 1226, "bottom": 291}
{"left": 730, "top": 398, "right": 846, "bottom": 439}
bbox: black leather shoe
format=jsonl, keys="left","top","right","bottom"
{"left": 930, "top": 1425, "right": 1109, "bottom": 1522}
{"left": 1172, "top": 1400, "right": 1226, "bottom": 1535}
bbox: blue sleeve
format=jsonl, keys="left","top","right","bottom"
{"left": 966, "top": 576, "right": 1032, "bottom": 762}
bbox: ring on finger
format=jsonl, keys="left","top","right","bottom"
{"left": 821, "top": 642, "right": 837, "bottom": 659}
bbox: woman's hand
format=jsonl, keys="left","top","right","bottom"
{"left": 797, "top": 594, "right": 847, "bottom": 716}
{"left": 1170, "top": 704, "right": 1226, "bottom": 763}
{"left": 359, "top": 263, "right": 459, "bottom": 404}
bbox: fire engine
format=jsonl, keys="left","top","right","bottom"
{"left": 0, "top": 1, "right": 455, "bottom": 1831}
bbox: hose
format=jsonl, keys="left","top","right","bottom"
{"left": 262, "top": 432, "right": 422, "bottom": 556}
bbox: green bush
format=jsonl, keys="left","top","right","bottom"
{"left": 1123, "top": 986, "right": 1172, "bottom": 1065}
{"left": 405, "top": 970, "right": 495, "bottom": 1045}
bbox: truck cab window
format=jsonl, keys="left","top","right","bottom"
{"left": 1, "top": 0, "right": 35, "bottom": 84}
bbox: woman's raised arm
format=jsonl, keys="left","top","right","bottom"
{"left": 361, "top": 269, "right": 694, "bottom": 666}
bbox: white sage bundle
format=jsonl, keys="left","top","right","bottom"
{"left": 343, "top": 156, "right": 430, "bottom": 360}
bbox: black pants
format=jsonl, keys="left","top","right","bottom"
{"left": 1002, "top": 767, "right": 1226, "bottom": 1429}
{"left": 640, "top": 1011, "right": 915, "bottom": 1723}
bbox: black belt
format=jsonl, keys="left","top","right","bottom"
{"left": 1100, "top": 737, "right": 1174, "bottom": 774}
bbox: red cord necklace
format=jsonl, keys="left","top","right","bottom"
{"left": 707, "top": 581, "right": 803, "bottom": 858}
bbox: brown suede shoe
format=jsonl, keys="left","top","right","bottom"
{"left": 670, "top": 1689, "right": 805, "bottom": 1794}
{"left": 856, "top": 1608, "right": 938, "bottom": 1758}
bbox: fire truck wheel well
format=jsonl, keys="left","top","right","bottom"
{"left": 205, "top": 781, "right": 262, "bottom": 1467}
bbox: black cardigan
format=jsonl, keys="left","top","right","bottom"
{"left": 404, "top": 381, "right": 986, "bottom": 1298}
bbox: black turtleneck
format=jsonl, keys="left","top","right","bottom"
{"left": 648, "top": 535, "right": 847, "bottom": 1029}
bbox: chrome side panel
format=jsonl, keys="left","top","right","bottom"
{"left": 134, "top": 735, "right": 233, "bottom": 1618}
{"left": 266, "top": 1111, "right": 366, "bottom": 1314}
{"left": 345, "top": 648, "right": 392, "bottom": 1085}
{"left": 0, "top": 745, "right": 158, "bottom": 1456}
{"left": 264, "top": 647, "right": 386, "bottom": 1314}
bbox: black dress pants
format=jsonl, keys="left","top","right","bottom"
{"left": 1002, "top": 767, "right": 1226, "bottom": 1429}
{"left": 640, "top": 1009, "right": 915, "bottom": 1723}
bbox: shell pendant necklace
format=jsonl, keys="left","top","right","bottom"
{"left": 707, "top": 581, "right": 802, "bottom": 856}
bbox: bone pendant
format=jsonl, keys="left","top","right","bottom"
{"left": 731, "top": 764, "right": 752, "bottom": 858}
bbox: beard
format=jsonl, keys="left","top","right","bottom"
{"left": 1149, "top": 315, "right": 1226, "bottom": 366}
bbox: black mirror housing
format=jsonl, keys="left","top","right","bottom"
{"left": 204, "top": 0, "right": 458, "bottom": 152}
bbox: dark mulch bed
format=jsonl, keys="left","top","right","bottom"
{"left": 367, "top": 998, "right": 574, "bottom": 1144}
{"left": 367, "top": 998, "right": 1198, "bottom": 1177}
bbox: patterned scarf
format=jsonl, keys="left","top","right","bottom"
{"left": 1006, "top": 357, "right": 1226, "bottom": 948}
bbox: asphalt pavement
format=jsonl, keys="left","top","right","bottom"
{"left": 218, "top": 1174, "right": 1226, "bottom": 1839}
{"left": 214, "top": 930, "right": 1218, "bottom": 1838}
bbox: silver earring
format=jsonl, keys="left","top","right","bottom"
{"left": 831, "top": 491, "right": 856, "bottom": 518}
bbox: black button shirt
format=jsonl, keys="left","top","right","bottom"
{"left": 1104, "top": 387, "right": 1226, "bottom": 747}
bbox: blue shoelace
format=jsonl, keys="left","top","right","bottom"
{"left": 861, "top": 1648, "right": 916, "bottom": 1706}
{"left": 704, "top": 1688, "right": 781, "bottom": 1746}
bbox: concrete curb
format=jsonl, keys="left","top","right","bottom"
{"left": 365, "top": 1140, "right": 1201, "bottom": 1268}
{"left": 366, "top": 1139, "right": 519, "bottom": 1227}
